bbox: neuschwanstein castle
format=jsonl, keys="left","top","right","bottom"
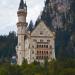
{"left": 16, "top": 0, "right": 71, "bottom": 65}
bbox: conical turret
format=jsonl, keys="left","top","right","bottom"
{"left": 24, "top": 1, "right": 27, "bottom": 12}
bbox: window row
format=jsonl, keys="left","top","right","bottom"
{"left": 33, "top": 39, "right": 50, "bottom": 42}
{"left": 36, "top": 56, "right": 48, "bottom": 60}
{"left": 37, "top": 45, "right": 48, "bottom": 48}
{"left": 37, "top": 51, "right": 49, "bottom": 55}
{"left": 37, "top": 51, "right": 52, "bottom": 55}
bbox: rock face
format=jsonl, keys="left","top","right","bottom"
{"left": 41, "top": 0, "right": 72, "bottom": 30}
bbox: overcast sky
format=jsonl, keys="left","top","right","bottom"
{"left": 0, "top": 0, "right": 45, "bottom": 35}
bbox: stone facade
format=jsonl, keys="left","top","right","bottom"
{"left": 16, "top": 0, "right": 56, "bottom": 65}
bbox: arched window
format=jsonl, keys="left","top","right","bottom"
{"left": 40, "top": 51, "right": 41, "bottom": 54}
{"left": 46, "top": 45, "right": 48, "bottom": 48}
{"left": 42, "top": 45, "right": 43, "bottom": 48}
{"left": 39, "top": 45, "right": 41, "bottom": 48}
{"left": 44, "top": 45, "right": 45, "bottom": 48}
{"left": 46, "top": 51, "right": 48, "bottom": 54}
{"left": 37, "top": 51, "right": 39, "bottom": 54}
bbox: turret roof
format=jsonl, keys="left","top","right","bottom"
{"left": 24, "top": 1, "right": 27, "bottom": 7}
{"left": 19, "top": 0, "right": 24, "bottom": 9}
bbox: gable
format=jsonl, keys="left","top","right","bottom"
{"left": 31, "top": 21, "right": 55, "bottom": 37}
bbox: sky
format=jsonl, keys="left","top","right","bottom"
{"left": 0, "top": 0, "right": 45, "bottom": 35}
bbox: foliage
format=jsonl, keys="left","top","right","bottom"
{"left": 0, "top": 59, "right": 75, "bottom": 75}
{"left": 0, "top": 31, "right": 17, "bottom": 63}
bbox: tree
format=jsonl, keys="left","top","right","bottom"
{"left": 59, "top": 68, "right": 75, "bottom": 75}
{"left": 0, "top": 67, "right": 9, "bottom": 75}
{"left": 43, "top": 59, "right": 49, "bottom": 75}
{"left": 0, "top": 31, "right": 17, "bottom": 63}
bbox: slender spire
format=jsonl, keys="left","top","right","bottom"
{"left": 24, "top": 2, "right": 27, "bottom": 7}
{"left": 19, "top": 0, "right": 24, "bottom": 9}
{"left": 24, "top": 0, "right": 27, "bottom": 6}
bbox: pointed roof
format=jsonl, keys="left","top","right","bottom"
{"left": 31, "top": 20, "right": 55, "bottom": 36}
{"left": 33, "top": 20, "right": 54, "bottom": 33}
{"left": 24, "top": 1, "right": 27, "bottom": 7}
{"left": 19, "top": 0, "right": 24, "bottom": 9}
{"left": 24, "top": 1, "right": 27, "bottom": 10}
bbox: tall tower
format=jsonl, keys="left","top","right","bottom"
{"left": 16, "top": 0, "right": 27, "bottom": 65}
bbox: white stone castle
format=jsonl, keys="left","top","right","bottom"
{"left": 16, "top": 0, "right": 56, "bottom": 65}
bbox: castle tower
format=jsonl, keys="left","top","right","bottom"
{"left": 16, "top": 0, "right": 27, "bottom": 65}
